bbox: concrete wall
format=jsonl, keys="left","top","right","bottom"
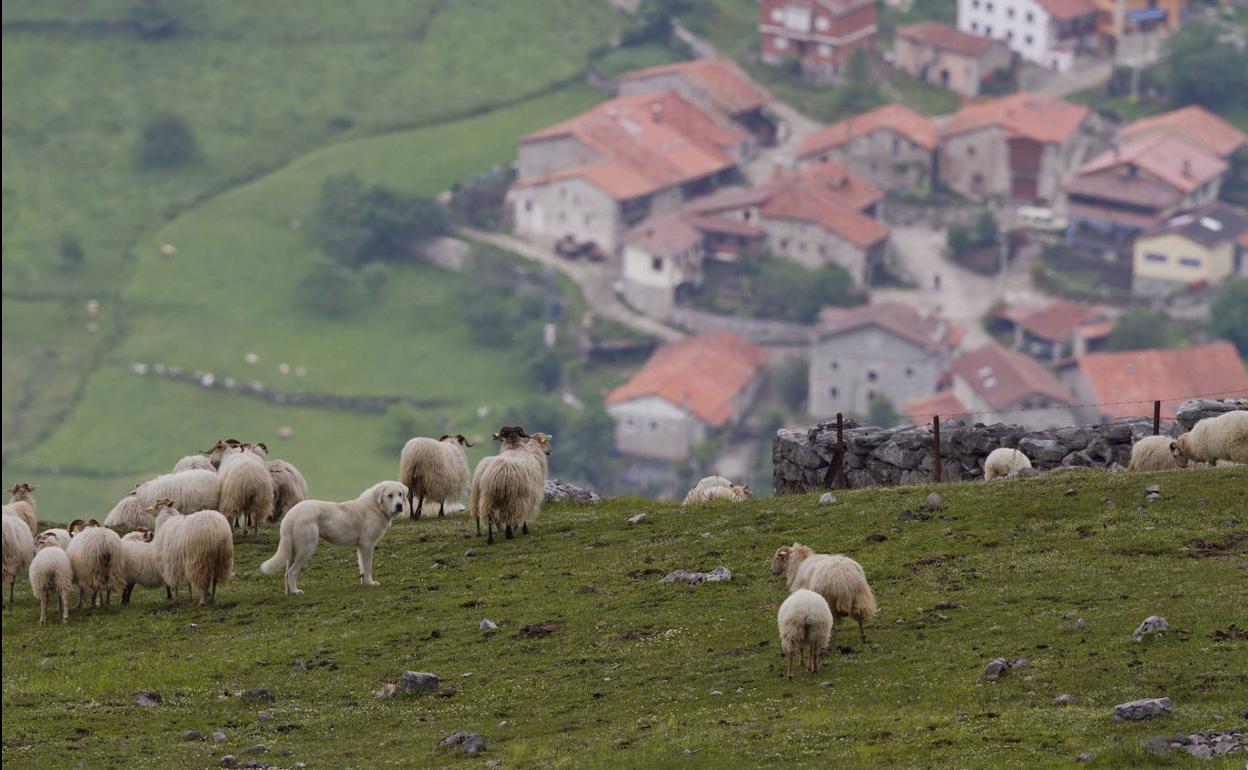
{"left": 620, "top": 240, "right": 705, "bottom": 317}
{"left": 957, "top": 0, "right": 1091, "bottom": 70}
{"left": 608, "top": 396, "right": 707, "bottom": 462}
{"left": 511, "top": 176, "right": 622, "bottom": 253}
{"left": 808, "top": 326, "right": 945, "bottom": 419}
{"left": 761, "top": 217, "right": 875, "bottom": 282}
{"left": 799, "top": 129, "right": 933, "bottom": 193}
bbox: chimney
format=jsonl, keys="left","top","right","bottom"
{"left": 650, "top": 101, "right": 663, "bottom": 121}
{"left": 1182, "top": 158, "right": 1192, "bottom": 178}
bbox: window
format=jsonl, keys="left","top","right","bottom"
{"left": 780, "top": 238, "right": 789, "bottom": 249}
{"left": 1025, "top": 34, "right": 1033, "bottom": 44}
{"left": 774, "top": 36, "right": 789, "bottom": 51}
{"left": 817, "top": 44, "right": 832, "bottom": 57}
{"left": 905, "top": 366, "right": 914, "bottom": 377}
{"left": 866, "top": 370, "right": 878, "bottom": 383}
{"left": 1179, "top": 257, "right": 1202, "bottom": 268}
{"left": 1026, "top": 11, "right": 1033, "bottom": 22}
{"left": 1007, "top": 7, "right": 1014, "bottom": 17}
{"left": 652, "top": 256, "right": 663, "bottom": 271}
{"left": 815, "top": 15, "right": 829, "bottom": 31}
{"left": 1145, "top": 252, "right": 1167, "bottom": 263}
{"left": 799, "top": 241, "right": 807, "bottom": 252}
{"left": 972, "top": 0, "right": 979, "bottom": 7}
{"left": 649, "top": 421, "right": 658, "bottom": 431}
{"left": 971, "top": 21, "right": 979, "bottom": 31}
{"left": 818, "top": 245, "right": 828, "bottom": 258}
{"left": 985, "top": 24, "right": 993, "bottom": 35}
{"left": 524, "top": 200, "right": 533, "bottom": 213}
{"left": 891, "top": 137, "right": 901, "bottom": 157}
{"left": 830, "top": 387, "right": 839, "bottom": 398}
{"left": 967, "top": 146, "right": 977, "bottom": 158}
{"left": 986, "top": 1, "right": 993, "bottom": 9}
{"left": 1006, "top": 30, "right": 1014, "bottom": 40}
{"left": 830, "top": 361, "right": 839, "bottom": 370}
{"left": 868, "top": 389, "right": 876, "bottom": 401}
{"left": 771, "top": 8, "right": 784, "bottom": 22}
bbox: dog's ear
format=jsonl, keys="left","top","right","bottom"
{"left": 374, "top": 484, "right": 387, "bottom": 510}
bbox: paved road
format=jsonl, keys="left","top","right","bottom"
{"left": 460, "top": 228, "right": 684, "bottom": 342}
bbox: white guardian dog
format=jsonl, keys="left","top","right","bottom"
{"left": 260, "top": 481, "right": 408, "bottom": 595}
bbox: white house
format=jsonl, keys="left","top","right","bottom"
{"left": 957, "top": 0, "right": 1098, "bottom": 71}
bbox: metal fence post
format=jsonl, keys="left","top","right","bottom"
{"left": 835, "top": 412, "right": 846, "bottom": 490}
{"left": 1153, "top": 400, "right": 1161, "bottom": 435}
{"left": 932, "top": 415, "right": 942, "bottom": 483}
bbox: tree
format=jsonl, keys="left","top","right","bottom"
{"left": 1105, "top": 309, "right": 1182, "bottom": 352}
{"left": 1161, "top": 23, "right": 1248, "bottom": 110}
{"left": 137, "top": 112, "right": 198, "bottom": 170}
{"left": 309, "top": 173, "right": 447, "bottom": 267}
{"left": 775, "top": 356, "right": 809, "bottom": 412}
{"left": 528, "top": 348, "right": 563, "bottom": 392}
{"left": 59, "top": 234, "right": 84, "bottom": 270}
{"left": 834, "top": 50, "right": 885, "bottom": 116}
{"left": 750, "top": 258, "right": 861, "bottom": 323}
{"left": 295, "top": 262, "right": 366, "bottom": 318}
{"left": 1210, "top": 278, "right": 1248, "bottom": 356}
{"left": 381, "top": 404, "right": 428, "bottom": 455}
{"left": 867, "top": 394, "right": 900, "bottom": 428}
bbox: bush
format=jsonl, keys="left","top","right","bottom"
{"left": 1161, "top": 23, "right": 1248, "bottom": 110}
{"left": 775, "top": 356, "right": 809, "bottom": 412}
{"left": 59, "top": 234, "right": 84, "bottom": 270}
{"left": 137, "top": 112, "right": 198, "bottom": 170}
{"left": 1210, "top": 278, "right": 1248, "bottom": 356}
{"left": 310, "top": 173, "right": 447, "bottom": 267}
{"left": 979, "top": 67, "right": 1017, "bottom": 96}
{"left": 1105, "top": 309, "right": 1182, "bottom": 352}
{"left": 749, "top": 258, "right": 862, "bottom": 323}
{"left": 295, "top": 262, "right": 366, "bottom": 319}
{"left": 867, "top": 394, "right": 900, "bottom": 428}
{"left": 528, "top": 347, "right": 563, "bottom": 392}
{"left": 381, "top": 404, "right": 428, "bottom": 456}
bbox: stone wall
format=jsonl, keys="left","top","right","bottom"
{"left": 772, "top": 398, "right": 1246, "bottom": 494}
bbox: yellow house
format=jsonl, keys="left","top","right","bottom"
{"left": 1089, "top": 0, "right": 1186, "bottom": 46}
{"left": 1132, "top": 202, "right": 1247, "bottom": 296}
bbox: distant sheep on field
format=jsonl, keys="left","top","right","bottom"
{"left": 1127, "top": 435, "right": 1186, "bottom": 472}
{"left": 683, "top": 476, "right": 750, "bottom": 505}
{"left": 4, "top": 483, "right": 40, "bottom": 535}
{"left": 29, "top": 532, "right": 73, "bottom": 624}
{"left": 983, "top": 448, "right": 1031, "bottom": 481}
{"left": 771, "top": 543, "right": 877, "bottom": 644}
{"left": 399, "top": 434, "right": 472, "bottom": 519}
{"left": 1177, "top": 410, "right": 1248, "bottom": 466}
{"left": 3, "top": 513, "right": 36, "bottom": 608}
{"left": 777, "top": 588, "right": 834, "bottom": 680}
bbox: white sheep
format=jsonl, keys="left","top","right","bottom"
{"left": 172, "top": 454, "right": 215, "bottom": 473}
{"left": 983, "top": 447, "right": 1032, "bottom": 481}
{"left": 268, "top": 458, "right": 309, "bottom": 520}
{"left": 218, "top": 443, "right": 274, "bottom": 535}
{"left": 40, "top": 528, "right": 73, "bottom": 550}
{"left": 1177, "top": 410, "right": 1248, "bottom": 466}
{"left": 104, "top": 468, "right": 221, "bottom": 529}
{"left": 469, "top": 427, "right": 551, "bottom": 544}
{"left": 777, "top": 588, "right": 834, "bottom": 679}
{"left": 399, "top": 434, "right": 472, "bottom": 519}
{"left": 3, "top": 513, "right": 36, "bottom": 609}
{"left": 683, "top": 480, "right": 751, "bottom": 505}
{"left": 66, "top": 520, "right": 127, "bottom": 608}
{"left": 120, "top": 529, "right": 168, "bottom": 604}
{"left": 28, "top": 532, "right": 73, "bottom": 624}
{"left": 150, "top": 500, "right": 233, "bottom": 605}
{"left": 771, "top": 543, "right": 877, "bottom": 644}
{"left": 4, "top": 482, "right": 40, "bottom": 535}
{"left": 202, "top": 438, "right": 242, "bottom": 469}
{"left": 1127, "top": 435, "right": 1187, "bottom": 472}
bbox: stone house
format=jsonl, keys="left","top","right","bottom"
{"left": 992, "top": 299, "right": 1114, "bottom": 361}
{"left": 795, "top": 103, "right": 939, "bottom": 193}
{"left": 957, "top": 0, "right": 1099, "bottom": 72}
{"left": 1131, "top": 202, "right": 1248, "bottom": 296}
{"left": 620, "top": 213, "right": 708, "bottom": 318}
{"left": 938, "top": 92, "right": 1099, "bottom": 203}
{"left": 808, "top": 302, "right": 962, "bottom": 420}
{"left": 605, "top": 332, "right": 769, "bottom": 462}
{"left": 894, "top": 22, "right": 1014, "bottom": 96}
{"left": 758, "top": 0, "right": 879, "bottom": 82}
{"left": 616, "top": 58, "right": 777, "bottom": 146}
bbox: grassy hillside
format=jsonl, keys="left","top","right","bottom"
{"left": 4, "top": 468, "right": 1246, "bottom": 769}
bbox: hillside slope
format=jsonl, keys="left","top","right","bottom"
{"left": 3, "top": 468, "right": 1246, "bottom": 769}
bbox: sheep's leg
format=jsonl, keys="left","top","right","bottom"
{"left": 785, "top": 649, "right": 794, "bottom": 680}
{"left": 39, "top": 592, "right": 47, "bottom": 625}
{"left": 438, "top": 501, "right": 445, "bottom": 518}
{"left": 104, "top": 588, "right": 112, "bottom": 607}
{"left": 522, "top": 522, "right": 529, "bottom": 535}
{"left": 810, "top": 641, "right": 819, "bottom": 673}
{"left": 475, "top": 513, "right": 481, "bottom": 537}
{"left": 415, "top": 493, "right": 426, "bottom": 521}
{"left": 165, "top": 585, "right": 172, "bottom": 601}
{"left": 77, "top": 587, "right": 85, "bottom": 609}
{"left": 407, "top": 489, "right": 418, "bottom": 521}
{"left": 857, "top": 616, "right": 867, "bottom": 645}
{"left": 487, "top": 514, "right": 494, "bottom": 545}
{"left": 60, "top": 589, "right": 70, "bottom": 623}
{"left": 7, "top": 578, "right": 13, "bottom": 608}
{"left": 505, "top": 524, "right": 513, "bottom": 540}
{"left": 122, "top": 583, "right": 134, "bottom": 605}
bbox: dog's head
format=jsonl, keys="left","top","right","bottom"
{"left": 373, "top": 481, "right": 409, "bottom": 517}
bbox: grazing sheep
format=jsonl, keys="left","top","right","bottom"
{"left": 3, "top": 513, "right": 36, "bottom": 609}
{"left": 40, "top": 528, "right": 73, "bottom": 550}
{"left": 1177, "top": 410, "right": 1248, "bottom": 466}
{"left": 983, "top": 447, "right": 1032, "bottom": 481}
{"left": 120, "top": 528, "right": 168, "bottom": 604}
{"left": 104, "top": 469, "right": 221, "bottom": 529}
{"left": 1127, "top": 435, "right": 1187, "bottom": 472}
{"left": 150, "top": 500, "right": 233, "bottom": 605}
{"left": 218, "top": 443, "right": 274, "bottom": 535}
{"left": 268, "top": 458, "right": 309, "bottom": 520}
{"left": 172, "top": 454, "right": 215, "bottom": 473}
{"left": 777, "top": 588, "right": 834, "bottom": 680}
{"left": 66, "top": 521, "right": 126, "bottom": 608}
{"left": 28, "top": 532, "right": 73, "bottom": 624}
{"left": 684, "top": 481, "right": 751, "bottom": 505}
{"left": 202, "top": 438, "right": 243, "bottom": 469}
{"left": 398, "top": 434, "right": 472, "bottom": 520}
{"left": 469, "top": 427, "right": 551, "bottom": 544}
{"left": 771, "top": 543, "right": 877, "bottom": 644}
{"left": 4, "top": 483, "right": 40, "bottom": 535}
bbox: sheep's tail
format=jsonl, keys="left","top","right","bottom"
{"left": 259, "top": 531, "right": 290, "bottom": 576}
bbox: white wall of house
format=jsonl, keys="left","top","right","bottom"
{"left": 957, "top": 0, "right": 1075, "bottom": 69}
{"left": 511, "top": 177, "right": 622, "bottom": 253}
{"left": 620, "top": 241, "right": 705, "bottom": 317}
{"left": 809, "top": 326, "right": 946, "bottom": 419}
{"left": 608, "top": 396, "right": 707, "bottom": 462}
{"left": 762, "top": 217, "right": 874, "bottom": 282}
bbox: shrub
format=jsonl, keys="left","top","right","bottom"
{"left": 1161, "top": 22, "right": 1248, "bottom": 110}
{"left": 1105, "top": 309, "right": 1182, "bottom": 352}
{"left": 295, "top": 262, "right": 366, "bottom": 319}
{"left": 867, "top": 394, "right": 900, "bottom": 428}
{"left": 137, "top": 112, "right": 198, "bottom": 170}
{"left": 310, "top": 173, "right": 447, "bottom": 267}
{"left": 775, "top": 356, "right": 809, "bottom": 412}
{"left": 59, "top": 234, "right": 84, "bottom": 270}
{"left": 1210, "top": 278, "right": 1248, "bottom": 356}
{"left": 749, "top": 258, "right": 861, "bottom": 323}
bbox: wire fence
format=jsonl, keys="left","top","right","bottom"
{"left": 906, "top": 388, "right": 1248, "bottom": 422}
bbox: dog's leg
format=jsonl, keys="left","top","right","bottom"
{"left": 360, "top": 546, "right": 378, "bottom": 587}
{"left": 357, "top": 548, "right": 366, "bottom": 583}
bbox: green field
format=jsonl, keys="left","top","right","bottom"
{"left": 4, "top": 468, "right": 1246, "bottom": 769}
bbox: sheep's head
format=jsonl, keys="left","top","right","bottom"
{"left": 67, "top": 519, "right": 86, "bottom": 534}
{"left": 34, "top": 531, "right": 62, "bottom": 551}
{"left": 144, "top": 498, "right": 178, "bottom": 514}
{"left": 203, "top": 438, "right": 242, "bottom": 467}
{"left": 770, "top": 545, "right": 792, "bottom": 575}
{"left": 529, "top": 432, "right": 553, "bottom": 455}
{"left": 494, "top": 426, "right": 528, "bottom": 446}
{"left": 1175, "top": 433, "right": 1195, "bottom": 462}
{"left": 455, "top": 434, "right": 473, "bottom": 448}
{"left": 733, "top": 484, "right": 751, "bottom": 500}
{"left": 6, "top": 482, "right": 37, "bottom": 499}
{"left": 1169, "top": 437, "right": 1190, "bottom": 466}
{"left": 244, "top": 442, "right": 269, "bottom": 459}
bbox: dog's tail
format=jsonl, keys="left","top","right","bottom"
{"left": 259, "top": 530, "right": 291, "bottom": 576}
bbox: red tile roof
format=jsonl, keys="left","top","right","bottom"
{"left": 951, "top": 343, "right": 1074, "bottom": 410}
{"left": 1071, "top": 342, "right": 1248, "bottom": 419}
{"left": 815, "top": 301, "right": 955, "bottom": 352}
{"left": 759, "top": 161, "right": 887, "bottom": 247}
{"left": 944, "top": 93, "right": 1090, "bottom": 145}
{"left": 1116, "top": 105, "right": 1248, "bottom": 159}
{"left": 617, "top": 58, "right": 767, "bottom": 116}
{"left": 1013, "top": 300, "right": 1108, "bottom": 343}
{"left": 905, "top": 390, "right": 969, "bottom": 423}
{"left": 516, "top": 91, "right": 745, "bottom": 201}
{"left": 797, "top": 104, "right": 940, "bottom": 159}
{"left": 1034, "top": 0, "right": 1098, "bottom": 19}
{"left": 1077, "top": 134, "right": 1227, "bottom": 195}
{"left": 897, "top": 22, "right": 998, "bottom": 56}
{"left": 605, "top": 332, "right": 769, "bottom": 427}
{"left": 682, "top": 185, "right": 772, "bottom": 214}
{"left": 682, "top": 212, "right": 765, "bottom": 239}
{"left": 625, "top": 213, "right": 703, "bottom": 255}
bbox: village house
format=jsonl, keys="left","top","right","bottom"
{"left": 605, "top": 331, "right": 769, "bottom": 462}
{"left": 1058, "top": 341, "right": 1248, "bottom": 423}
{"left": 808, "top": 302, "right": 962, "bottom": 420}
{"left": 1131, "top": 202, "right": 1248, "bottom": 296}
{"left": 991, "top": 299, "right": 1114, "bottom": 361}
{"left": 957, "top": 0, "right": 1099, "bottom": 72}
{"left": 1088, "top": 0, "right": 1187, "bottom": 52}
{"left": 906, "top": 342, "right": 1079, "bottom": 429}
{"left": 509, "top": 90, "right": 749, "bottom": 256}
{"left": 758, "top": 0, "right": 879, "bottom": 82}
{"left": 1114, "top": 105, "right": 1248, "bottom": 162}
{"left": 616, "top": 58, "right": 777, "bottom": 146}
{"left": 795, "top": 103, "right": 939, "bottom": 193}
{"left": 893, "top": 22, "right": 1014, "bottom": 96}
{"left": 938, "top": 92, "right": 1099, "bottom": 203}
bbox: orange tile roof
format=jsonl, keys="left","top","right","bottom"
{"left": 625, "top": 213, "right": 703, "bottom": 255}
{"left": 1077, "top": 134, "right": 1227, "bottom": 195}
{"left": 1071, "top": 342, "right": 1248, "bottom": 419}
{"left": 1034, "top": 0, "right": 1098, "bottom": 19}
{"left": 617, "top": 58, "right": 767, "bottom": 116}
{"left": 1116, "top": 105, "right": 1248, "bottom": 159}
{"left": 1014, "top": 300, "right": 1108, "bottom": 343}
{"left": 951, "top": 343, "right": 1074, "bottom": 410}
{"left": 759, "top": 161, "right": 887, "bottom": 247}
{"left": 795, "top": 161, "right": 884, "bottom": 212}
{"left": 905, "top": 390, "right": 969, "bottom": 423}
{"left": 815, "top": 301, "right": 954, "bottom": 352}
{"left": 797, "top": 103, "right": 940, "bottom": 159}
{"left": 517, "top": 91, "right": 744, "bottom": 201}
{"left": 897, "top": 22, "right": 998, "bottom": 56}
{"left": 944, "top": 93, "right": 1090, "bottom": 145}
{"left": 605, "top": 332, "right": 769, "bottom": 427}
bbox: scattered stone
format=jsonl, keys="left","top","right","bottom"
{"left": 1076, "top": 752, "right": 1093, "bottom": 762}
{"left": 485, "top": 761, "right": 501, "bottom": 769}
{"left": 479, "top": 619, "right": 499, "bottom": 632}
{"left": 219, "top": 757, "right": 238, "bottom": 768}
{"left": 240, "top": 688, "right": 273, "bottom": 703}
{"left": 865, "top": 533, "right": 888, "bottom": 542}
{"left": 516, "top": 622, "right": 561, "bottom": 638}
{"left": 258, "top": 711, "right": 272, "bottom": 722}
{"left": 735, "top": 688, "right": 744, "bottom": 695}
{"left": 211, "top": 731, "right": 227, "bottom": 743}
{"left": 1012, "top": 657, "right": 1029, "bottom": 669}
{"left": 1064, "top": 488, "right": 1076, "bottom": 497}
{"left": 464, "top": 549, "right": 477, "bottom": 557}
{"left": 983, "top": 658, "right": 1010, "bottom": 681}
{"left": 819, "top": 681, "right": 832, "bottom": 688}
{"left": 374, "top": 683, "right": 398, "bottom": 699}
{"left": 1054, "top": 694, "right": 1075, "bottom": 706}
{"left": 1133, "top": 615, "right": 1169, "bottom": 641}
{"left": 819, "top": 492, "right": 836, "bottom": 505}
{"left": 402, "top": 672, "right": 439, "bottom": 694}
{"left": 437, "top": 731, "right": 487, "bottom": 754}
{"left": 1146, "top": 484, "right": 1161, "bottom": 494}
{"left": 1114, "top": 697, "right": 1173, "bottom": 721}
{"left": 660, "top": 566, "right": 732, "bottom": 584}
{"left": 710, "top": 690, "right": 723, "bottom": 696}
{"left": 1146, "top": 492, "right": 1162, "bottom": 503}
{"left": 627, "top": 513, "right": 647, "bottom": 525}
{"left": 294, "top": 764, "right": 306, "bottom": 769}
{"left": 544, "top": 478, "right": 600, "bottom": 504}
{"left": 291, "top": 660, "right": 306, "bottom": 672}
{"left": 1187, "top": 744, "right": 1213, "bottom": 759}
{"left": 243, "top": 745, "right": 268, "bottom": 755}
{"left": 183, "top": 729, "right": 207, "bottom": 741}
{"left": 135, "top": 692, "right": 162, "bottom": 708}
{"left": 924, "top": 492, "right": 944, "bottom": 510}
{"left": 1144, "top": 736, "right": 1172, "bottom": 756}
{"left": 1074, "top": 618, "right": 1087, "bottom": 630}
